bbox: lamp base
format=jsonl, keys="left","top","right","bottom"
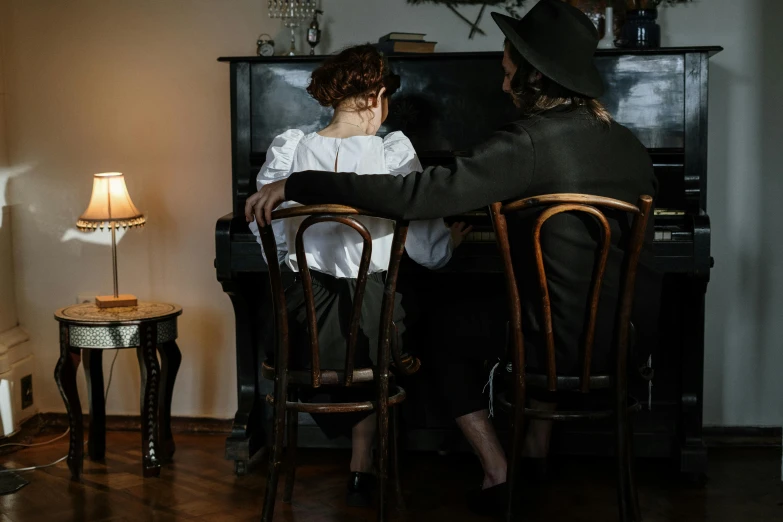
{"left": 95, "top": 294, "right": 138, "bottom": 308}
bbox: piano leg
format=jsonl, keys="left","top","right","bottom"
{"left": 678, "top": 277, "right": 708, "bottom": 480}
{"left": 223, "top": 278, "right": 265, "bottom": 475}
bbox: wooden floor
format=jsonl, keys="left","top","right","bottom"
{"left": 1, "top": 430, "right": 781, "bottom": 521}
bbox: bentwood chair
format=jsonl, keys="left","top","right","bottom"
{"left": 257, "top": 205, "right": 419, "bottom": 522}
{"left": 490, "top": 193, "right": 653, "bottom": 522}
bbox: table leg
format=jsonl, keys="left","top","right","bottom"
{"left": 54, "top": 323, "right": 83, "bottom": 481}
{"left": 157, "top": 341, "right": 181, "bottom": 461}
{"left": 137, "top": 323, "right": 161, "bottom": 477}
{"left": 83, "top": 349, "right": 106, "bottom": 461}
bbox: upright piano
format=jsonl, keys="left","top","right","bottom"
{"left": 215, "top": 47, "right": 721, "bottom": 476}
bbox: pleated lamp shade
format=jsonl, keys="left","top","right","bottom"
{"left": 77, "top": 172, "right": 145, "bottom": 230}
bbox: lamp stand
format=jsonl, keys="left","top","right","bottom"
{"left": 96, "top": 225, "right": 138, "bottom": 308}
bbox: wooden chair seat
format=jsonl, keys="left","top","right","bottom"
{"left": 261, "top": 354, "right": 421, "bottom": 386}
{"left": 262, "top": 360, "right": 375, "bottom": 385}
{"left": 525, "top": 373, "right": 613, "bottom": 391}
{"left": 497, "top": 391, "right": 641, "bottom": 421}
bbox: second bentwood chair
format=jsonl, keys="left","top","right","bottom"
{"left": 257, "top": 204, "right": 419, "bottom": 522}
{"left": 490, "top": 193, "right": 653, "bottom": 522}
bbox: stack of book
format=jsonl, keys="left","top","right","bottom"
{"left": 375, "top": 32, "right": 437, "bottom": 54}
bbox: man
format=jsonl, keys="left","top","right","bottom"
{"left": 246, "top": 0, "right": 659, "bottom": 515}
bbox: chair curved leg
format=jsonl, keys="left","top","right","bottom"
{"left": 506, "top": 385, "right": 526, "bottom": 522}
{"left": 261, "top": 384, "right": 288, "bottom": 521}
{"left": 625, "top": 415, "right": 642, "bottom": 521}
{"left": 283, "top": 389, "right": 299, "bottom": 503}
{"left": 377, "top": 376, "right": 390, "bottom": 522}
{"left": 390, "top": 406, "right": 406, "bottom": 515}
{"left": 616, "top": 404, "right": 631, "bottom": 522}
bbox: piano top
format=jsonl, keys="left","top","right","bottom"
{"left": 218, "top": 47, "right": 722, "bottom": 63}
{"left": 220, "top": 45, "right": 720, "bottom": 221}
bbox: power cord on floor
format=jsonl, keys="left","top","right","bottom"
{"left": 0, "top": 429, "right": 69, "bottom": 450}
{"left": 0, "top": 349, "right": 120, "bottom": 473}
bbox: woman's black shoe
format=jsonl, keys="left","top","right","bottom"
{"left": 346, "top": 472, "right": 376, "bottom": 508}
{"left": 467, "top": 482, "right": 509, "bottom": 517}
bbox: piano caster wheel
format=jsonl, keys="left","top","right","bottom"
{"left": 235, "top": 460, "right": 248, "bottom": 476}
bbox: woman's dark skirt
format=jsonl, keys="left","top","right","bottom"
{"left": 265, "top": 270, "right": 408, "bottom": 438}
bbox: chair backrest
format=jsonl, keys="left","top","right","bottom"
{"left": 259, "top": 204, "right": 410, "bottom": 388}
{"left": 489, "top": 194, "right": 653, "bottom": 393}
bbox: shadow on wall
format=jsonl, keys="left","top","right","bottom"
{"left": 61, "top": 227, "right": 127, "bottom": 245}
{"left": 702, "top": 62, "right": 729, "bottom": 425}
{"left": 707, "top": 0, "right": 783, "bottom": 426}
{"left": 0, "top": 165, "right": 34, "bottom": 319}
{"left": 0, "top": 165, "right": 34, "bottom": 227}
{"left": 756, "top": 0, "right": 783, "bottom": 425}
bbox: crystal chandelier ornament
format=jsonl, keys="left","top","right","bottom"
{"left": 268, "top": 0, "right": 318, "bottom": 56}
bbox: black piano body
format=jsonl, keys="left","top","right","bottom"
{"left": 215, "top": 48, "right": 721, "bottom": 476}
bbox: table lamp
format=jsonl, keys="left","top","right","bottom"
{"left": 76, "top": 172, "right": 145, "bottom": 308}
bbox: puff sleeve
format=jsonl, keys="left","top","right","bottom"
{"left": 383, "top": 132, "right": 453, "bottom": 270}
{"left": 249, "top": 129, "right": 305, "bottom": 265}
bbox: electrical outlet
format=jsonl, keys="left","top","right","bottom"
{"left": 21, "top": 375, "right": 33, "bottom": 410}
{"left": 77, "top": 294, "right": 95, "bottom": 304}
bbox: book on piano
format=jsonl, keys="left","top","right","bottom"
{"left": 375, "top": 40, "right": 437, "bottom": 54}
{"left": 379, "top": 32, "right": 427, "bottom": 42}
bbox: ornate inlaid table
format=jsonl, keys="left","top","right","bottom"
{"left": 54, "top": 302, "right": 182, "bottom": 480}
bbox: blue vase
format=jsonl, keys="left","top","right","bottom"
{"left": 618, "top": 9, "right": 661, "bottom": 49}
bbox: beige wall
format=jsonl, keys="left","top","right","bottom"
{"left": 5, "top": 0, "right": 273, "bottom": 417}
{"left": 3, "top": 0, "right": 781, "bottom": 426}
{"left": 660, "top": 0, "right": 783, "bottom": 427}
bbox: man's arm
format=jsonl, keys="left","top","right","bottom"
{"left": 286, "top": 123, "right": 535, "bottom": 221}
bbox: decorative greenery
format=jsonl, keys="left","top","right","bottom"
{"left": 631, "top": 0, "right": 693, "bottom": 7}
{"left": 406, "top": 1, "right": 530, "bottom": 35}
{"left": 406, "top": 0, "right": 693, "bottom": 38}
{"left": 407, "top": 0, "right": 693, "bottom": 7}
{"left": 406, "top": 0, "right": 528, "bottom": 13}
{"left": 406, "top": 1, "right": 522, "bottom": 4}
{"left": 570, "top": 0, "right": 694, "bottom": 9}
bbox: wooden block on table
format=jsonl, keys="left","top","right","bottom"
{"left": 96, "top": 294, "right": 138, "bottom": 308}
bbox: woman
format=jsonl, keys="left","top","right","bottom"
{"left": 249, "top": 44, "right": 471, "bottom": 507}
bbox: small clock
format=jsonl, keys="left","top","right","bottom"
{"left": 256, "top": 34, "right": 275, "bottom": 57}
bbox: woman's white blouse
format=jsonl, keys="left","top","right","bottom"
{"left": 249, "top": 129, "right": 453, "bottom": 278}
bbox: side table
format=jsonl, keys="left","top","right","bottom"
{"left": 54, "top": 301, "right": 182, "bottom": 480}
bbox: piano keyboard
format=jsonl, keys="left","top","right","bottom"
{"left": 466, "top": 230, "right": 685, "bottom": 242}
{"left": 464, "top": 231, "right": 496, "bottom": 243}
{"left": 457, "top": 208, "right": 689, "bottom": 244}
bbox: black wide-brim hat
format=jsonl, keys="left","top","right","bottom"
{"left": 492, "top": 0, "right": 604, "bottom": 98}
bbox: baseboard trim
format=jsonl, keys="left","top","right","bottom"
{"left": 21, "top": 414, "right": 783, "bottom": 449}
{"left": 296, "top": 425, "right": 782, "bottom": 451}
{"left": 703, "top": 426, "right": 781, "bottom": 447}
{"left": 37, "top": 413, "right": 232, "bottom": 434}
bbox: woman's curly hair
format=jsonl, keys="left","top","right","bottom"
{"left": 307, "top": 44, "right": 400, "bottom": 109}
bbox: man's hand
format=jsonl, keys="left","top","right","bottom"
{"left": 449, "top": 221, "right": 473, "bottom": 249}
{"left": 245, "top": 179, "right": 288, "bottom": 227}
